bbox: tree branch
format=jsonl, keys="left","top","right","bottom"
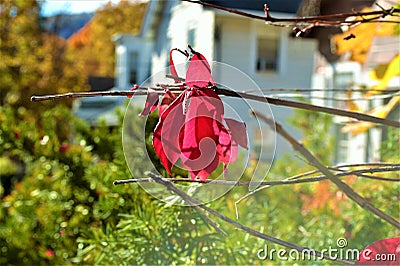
{"left": 214, "top": 87, "right": 400, "bottom": 128}
{"left": 144, "top": 172, "right": 354, "bottom": 264}
{"left": 113, "top": 165, "right": 400, "bottom": 185}
{"left": 31, "top": 87, "right": 400, "bottom": 128}
{"left": 182, "top": 0, "right": 400, "bottom": 27}
{"left": 251, "top": 111, "right": 400, "bottom": 229}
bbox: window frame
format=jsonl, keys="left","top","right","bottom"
{"left": 250, "top": 21, "right": 286, "bottom": 76}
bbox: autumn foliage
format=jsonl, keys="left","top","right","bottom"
{"left": 0, "top": 1, "right": 87, "bottom": 109}
{"left": 67, "top": 1, "right": 147, "bottom": 78}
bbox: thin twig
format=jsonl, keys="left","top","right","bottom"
{"left": 145, "top": 172, "right": 354, "bottom": 264}
{"left": 182, "top": 0, "right": 400, "bottom": 27}
{"left": 263, "top": 92, "right": 400, "bottom": 101}
{"left": 214, "top": 87, "right": 400, "bottom": 128}
{"left": 113, "top": 165, "right": 400, "bottom": 186}
{"left": 252, "top": 111, "right": 400, "bottom": 229}
{"left": 31, "top": 87, "right": 400, "bottom": 128}
{"left": 334, "top": 162, "right": 400, "bottom": 168}
{"left": 189, "top": 204, "right": 228, "bottom": 237}
{"left": 255, "top": 88, "right": 400, "bottom": 93}
{"left": 234, "top": 165, "right": 400, "bottom": 212}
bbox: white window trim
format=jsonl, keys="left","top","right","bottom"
{"left": 249, "top": 21, "right": 287, "bottom": 77}
{"left": 186, "top": 19, "right": 197, "bottom": 46}
{"left": 331, "top": 62, "right": 361, "bottom": 124}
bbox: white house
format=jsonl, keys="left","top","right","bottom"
{"left": 108, "top": 0, "right": 318, "bottom": 162}
{"left": 73, "top": 0, "right": 397, "bottom": 170}
{"left": 311, "top": 35, "right": 400, "bottom": 164}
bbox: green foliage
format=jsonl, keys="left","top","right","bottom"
{"left": 0, "top": 157, "right": 18, "bottom": 176}
{"left": 288, "top": 108, "right": 335, "bottom": 164}
{"left": 0, "top": 2, "right": 397, "bottom": 263}
{"left": 0, "top": 104, "right": 130, "bottom": 264}
{"left": 1, "top": 103, "right": 398, "bottom": 264}
{"left": 380, "top": 127, "right": 400, "bottom": 162}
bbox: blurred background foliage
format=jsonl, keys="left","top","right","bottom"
{"left": 1, "top": 104, "right": 398, "bottom": 264}
{"left": 67, "top": 1, "right": 147, "bottom": 77}
{"left": 0, "top": 0, "right": 146, "bottom": 110}
{"left": 0, "top": 1, "right": 87, "bottom": 110}
{"left": 0, "top": 0, "right": 399, "bottom": 265}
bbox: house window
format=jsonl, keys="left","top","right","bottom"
{"left": 129, "top": 52, "right": 138, "bottom": 84}
{"left": 187, "top": 28, "right": 196, "bottom": 46}
{"left": 256, "top": 35, "right": 279, "bottom": 72}
{"left": 335, "top": 124, "right": 349, "bottom": 163}
{"left": 333, "top": 72, "right": 354, "bottom": 109}
{"left": 334, "top": 72, "right": 353, "bottom": 89}
{"left": 332, "top": 71, "right": 354, "bottom": 163}
{"left": 165, "top": 36, "right": 172, "bottom": 68}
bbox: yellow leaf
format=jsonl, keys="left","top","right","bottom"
{"left": 333, "top": 8, "right": 400, "bottom": 64}
{"left": 368, "top": 54, "right": 400, "bottom": 95}
{"left": 333, "top": 8, "right": 377, "bottom": 64}
{"left": 345, "top": 91, "right": 362, "bottom": 112}
{"left": 341, "top": 96, "right": 400, "bottom": 135}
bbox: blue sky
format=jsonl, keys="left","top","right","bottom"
{"left": 40, "top": 0, "right": 120, "bottom": 16}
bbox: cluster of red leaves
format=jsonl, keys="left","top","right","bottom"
{"left": 131, "top": 47, "right": 247, "bottom": 181}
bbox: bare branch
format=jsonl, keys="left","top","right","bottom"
{"left": 182, "top": 0, "right": 400, "bottom": 28}
{"left": 190, "top": 204, "right": 228, "bottom": 237}
{"left": 31, "top": 88, "right": 400, "bottom": 128}
{"left": 262, "top": 92, "right": 400, "bottom": 101}
{"left": 252, "top": 111, "right": 400, "bottom": 229}
{"left": 255, "top": 88, "right": 400, "bottom": 93}
{"left": 214, "top": 87, "right": 400, "bottom": 128}
{"left": 31, "top": 90, "right": 148, "bottom": 102}
{"left": 144, "top": 172, "right": 354, "bottom": 264}
{"left": 113, "top": 165, "right": 400, "bottom": 185}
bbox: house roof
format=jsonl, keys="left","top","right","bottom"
{"left": 366, "top": 36, "right": 400, "bottom": 69}
{"left": 202, "top": 0, "right": 302, "bottom": 14}
{"left": 74, "top": 97, "right": 124, "bottom": 126}
{"left": 88, "top": 76, "right": 115, "bottom": 92}
{"left": 68, "top": 21, "right": 92, "bottom": 48}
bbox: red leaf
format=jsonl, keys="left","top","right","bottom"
{"left": 186, "top": 49, "right": 215, "bottom": 88}
{"left": 178, "top": 89, "right": 239, "bottom": 180}
{"left": 139, "top": 89, "right": 159, "bottom": 117}
{"left": 217, "top": 126, "right": 237, "bottom": 163}
{"left": 225, "top": 118, "right": 248, "bottom": 149}
{"left": 153, "top": 92, "right": 186, "bottom": 175}
{"left": 149, "top": 48, "right": 248, "bottom": 181}
{"left": 169, "top": 48, "right": 188, "bottom": 83}
{"left": 159, "top": 90, "right": 176, "bottom": 116}
{"left": 357, "top": 237, "right": 400, "bottom": 265}
{"left": 189, "top": 153, "right": 220, "bottom": 182}
{"left": 179, "top": 90, "right": 222, "bottom": 176}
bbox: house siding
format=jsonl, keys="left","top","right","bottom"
{"left": 213, "top": 15, "right": 317, "bottom": 159}
{"left": 111, "top": 2, "right": 319, "bottom": 161}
